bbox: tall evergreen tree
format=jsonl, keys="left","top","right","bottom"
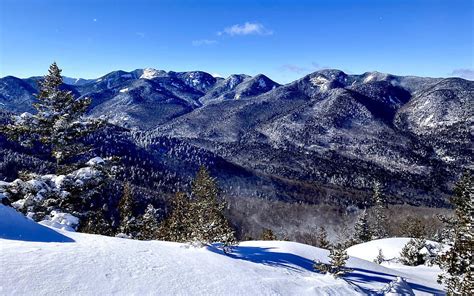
{"left": 118, "top": 182, "right": 138, "bottom": 237}
{"left": 1, "top": 62, "right": 102, "bottom": 172}
{"left": 190, "top": 166, "right": 236, "bottom": 248}
{"left": 158, "top": 192, "right": 194, "bottom": 242}
{"left": 138, "top": 204, "right": 160, "bottom": 240}
{"left": 354, "top": 209, "right": 372, "bottom": 243}
{"left": 315, "top": 226, "right": 331, "bottom": 249}
{"left": 437, "top": 172, "right": 474, "bottom": 295}
{"left": 370, "top": 182, "right": 388, "bottom": 239}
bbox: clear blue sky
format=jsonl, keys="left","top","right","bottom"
{"left": 1, "top": 0, "right": 473, "bottom": 83}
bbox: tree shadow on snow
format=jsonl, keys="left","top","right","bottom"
{"left": 207, "top": 244, "right": 317, "bottom": 273}
{"left": 345, "top": 267, "right": 445, "bottom": 295}
{"left": 207, "top": 245, "right": 444, "bottom": 295}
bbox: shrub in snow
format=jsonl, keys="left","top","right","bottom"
{"left": 374, "top": 248, "right": 385, "bottom": 264}
{"left": 314, "top": 243, "right": 352, "bottom": 278}
{"left": 0, "top": 157, "right": 114, "bottom": 232}
{"left": 437, "top": 172, "right": 474, "bottom": 295}
{"left": 399, "top": 238, "right": 427, "bottom": 266}
{"left": 137, "top": 204, "right": 160, "bottom": 240}
{"left": 260, "top": 228, "right": 277, "bottom": 240}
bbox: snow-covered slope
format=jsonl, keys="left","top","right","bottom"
{"left": 0, "top": 205, "right": 444, "bottom": 295}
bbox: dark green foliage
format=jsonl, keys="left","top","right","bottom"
{"left": 354, "top": 209, "right": 372, "bottom": 243}
{"left": 370, "top": 182, "right": 388, "bottom": 239}
{"left": 158, "top": 192, "right": 194, "bottom": 242}
{"left": 260, "top": 228, "right": 277, "bottom": 240}
{"left": 118, "top": 182, "right": 139, "bottom": 237}
{"left": 399, "top": 238, "right": 427, "bottom": 266}
{"left": 315, "top": 226, "right": 330, "bottom": 249}
{"left": 401, "top": 216, "right": 427, "bottom": 239}
{"left": 189, "top": 166, "right": 236, "bottom": 247}
{"left": 138, "top": 204, "right": 160, "bottom": 240}
{"left": 1, "top": 63, "right": 102, "bottom": 173}
{"left": 437, "top": 172, "right": 474, "bottom": 295}
{"left": 314, "top": 243, "right": 352, "bottom": 278}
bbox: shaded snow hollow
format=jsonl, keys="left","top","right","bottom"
{"left": 0, "top": 205, "right": 444, "bottom": 295}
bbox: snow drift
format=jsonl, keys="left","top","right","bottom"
{"left": 0, "top": 205, "right": 444, "bottom": 295}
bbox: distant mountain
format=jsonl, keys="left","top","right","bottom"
{"left": 0, "top": 68, "right": 472, "bottom": 208}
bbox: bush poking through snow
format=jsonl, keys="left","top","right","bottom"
{"left": 399, "top": 238, "right": 427, "bottom": 266}
{"left": 260, "top": 228, "right": 277, "bottom": 240}
{"left": 374, "top": 248, "right": 385, "bottom": 264}
{"left": 314, "top": 243, "right": 352, "bottom": 278}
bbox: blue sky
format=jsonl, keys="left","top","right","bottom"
{"left": 1, "top": 0, "right": 473, "bottom": 83}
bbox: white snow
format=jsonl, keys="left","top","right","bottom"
{"left": 347, "top": 237, "right": 440, "bottom": 262}
{"left": 119, "top": 88, "right": 129, "bottom": 93}
{"left": 39, "top": 211, "right": 79, "bottom": 232}
{"left": 140, "top": 68, "right": 160, "bottom": 80}
{"left": 0, "top": 206, "right": 445, "bottom": 295}
{"left": 258, "top": 78, "right": 267, "bottom": 88}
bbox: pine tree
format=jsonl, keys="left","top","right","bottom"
{"left": 158, "top": 192, "right": 193, "bottom": 242}
{"left": 260, "top": 228, "right": 277, "bottom": 240}
{"left": 1, "top": 63, "right": 102, "bottom": 173}
{"left": 437, "top": 172, "right": 474, "bottom": 295}
{"left": 399, "top": 238, "right": 427, "bottom": 266}
{"left": 138, "top": 204, "right": 160, "bottom": 240}
{"left": 401, "top": 216, "right": 427, "bottom": 239}
{"left": 315, "top": 226, "right": 331, "bottom": 249}
{"left": 314, "top": 243, "right": 352, "bottom": 278}
{"left": 354, "top": 209, "right": 372, "bottom": 243}
{"left": 118, "top": 182, "right": 138, "bottom": 237}
{"left": 371, "top": 182, "right": 388, "bottom": 239}
{"left": 190, "top": 166, "right": 236, "bottom": 248}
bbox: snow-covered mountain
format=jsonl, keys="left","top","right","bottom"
{"left": 0, "top": 204, "right": 445, "bottom": 295}
{"left": 0, "top": 68, "right": 472, "bottom": 227}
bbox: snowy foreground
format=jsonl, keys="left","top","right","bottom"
{"left": 0, "top": 205, "right": 444, "bottom": 295}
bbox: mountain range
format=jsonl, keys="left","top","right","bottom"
{"left": 0, "top": 68, "right": 472, "bottom": 231}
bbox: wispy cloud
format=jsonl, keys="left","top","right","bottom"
{"left": 280, "top": 62, "right": 324, "bottom": 74}
{"left": 192, "top": 39, "right": 218, "bottom": 46}
{"left": 218, "top": 22, "right": 273, "bottom": 36}
{"left": 136, "top": 32, "right": 145, "bottom": 38}
{"left": 450, "top": 68, "right": 474, "bottom": 80}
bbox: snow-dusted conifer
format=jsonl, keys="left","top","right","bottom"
{"left": 118, "top": 182, "right": 138, "bottom": 237}
{"left": 314, "top": 243, "right": 352, "bottom": 278}
{"left": 1, "top": 63, "right": 102, "bottom": 173}
{"left": 374, "top": 249, "right": 385, "bottom": 264}
{"left": 370, "top": 182, "right": 388, "bottom": 239}
{"left": 399, "top": 238, "right": 427, "bottom": 266}
{"left": 437, "top": 172, "right": 473, "bottom": 294}
{"left": 190, "top": 166, "right": 236, "bottom": 248}
{"left": 158, "top": 192, "right": 193, "bottom": 242}
{"left": 138, "top": 204, "right": 160, "bottom": 240}
{"left": 316, "top": 226, "right": 330, "bottom": 249}
{"left": 354, "top": 209, "right": 372, "bottom": 243}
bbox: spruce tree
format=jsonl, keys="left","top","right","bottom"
{"left": 437, "top": 172, "right": 473, "bottom": 295}
{"left": 314, "top": 243, "right": 352, "bottom": 278}
{"left": 354, "top": 209, "right": 372, "bottom": 243}
{"left": 1, "top": 62, "right": 102, "bottom": 173}
{"left": 371, "top": 182, "right": 388, "bottom": 239}
{"left": 118, "top": 182, "right": 138, "bottom": 237}
{"left": 316, "top": 226, "right": 331, "bottom": 249}
{"left": 158, "top": 192, "right": 193, "bottom": 242}
{"left": 138, "top": 204, "right": 160, "bottom": 240}
{"left": 190, "top": 166, "right": 236, "bottom": 248}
